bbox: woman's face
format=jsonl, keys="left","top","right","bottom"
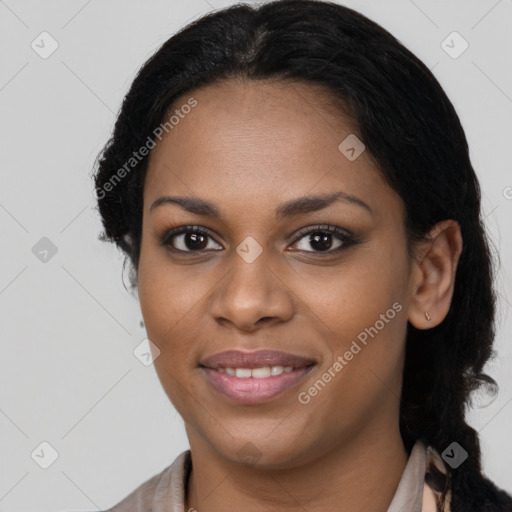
{"left": 138, "top": 78, "right": 415, "bottom": 467}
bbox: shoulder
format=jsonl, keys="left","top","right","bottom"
{"left": 423, "top": 443, "right": 512, "bottom": 512}
{"left": 103, "top": 450, "right": 191, "bottom": 511}
{"left": 450, "top": 473, "right": 512, "bottom": 512}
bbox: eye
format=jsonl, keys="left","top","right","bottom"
{"left": 160, "top": 226, "right": 222, "bottom": 253}
{"left": 160, "top": 224, "right": 356, "bottom": 255}
{"left": 289, "top": 224, "right": 355, "bottom": 255}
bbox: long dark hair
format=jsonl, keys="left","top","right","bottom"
{"left": 92, "top": 1, "right": 512, "bottom": 509}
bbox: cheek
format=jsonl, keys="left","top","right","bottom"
{"left": 138, "top": 251, "right": 195, "bottom": 336}
{"left": 295, "top": 256, "right": 400, "bottom": 334}
{"left": 137, "top": 253, "right": 209, "bottom": 375}
{"left": 295, "top": 251, "right": 407, "bottom": 382}
{"left": 138, "top": 262, "right": 201, "bottom": 412}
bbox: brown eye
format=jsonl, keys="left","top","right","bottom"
{"left": 289, "top": 225, "right": 355, "bottom": 254}
{"left": 160, "top": 224, "right": 356, "bottom": 256}
{"left": 161, "top": 226, "right": 222, "bottom": 252}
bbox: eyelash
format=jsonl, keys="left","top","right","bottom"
{"left": 160, "top": 224, "right": 356, "bottom": 256}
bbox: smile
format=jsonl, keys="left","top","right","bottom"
{"left": 202, "top": 364, "right": 316, "bottom": 405}
{"left": 218, "top": 365, "right": 295, "bottom": 378}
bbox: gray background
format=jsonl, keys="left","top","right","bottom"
{"left": 1, "top": 0, "right": 511, "bottom": 510}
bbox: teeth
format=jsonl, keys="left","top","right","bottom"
{"left": 235, "top": 368, "right": 252, "bottom": 378}
{"left": 252, "top": 366, "right": 271, "bottom": 378}
{"left": 218, "top": 365, "right": 295, "bottom": 378}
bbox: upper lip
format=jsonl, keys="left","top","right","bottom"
{"left": 200, "top": 350, "right": 317, "bottom": 369}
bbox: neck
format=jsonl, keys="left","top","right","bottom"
{"left": 184, "top": 424, "right": 409, "bottom": 512}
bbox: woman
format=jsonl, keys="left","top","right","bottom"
{"left": 93, "top": 0, "right": 512, "bottom": 510}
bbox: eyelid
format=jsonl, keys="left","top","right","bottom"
{"left": 289, "top": 224, "right": 352, "bottom": 244}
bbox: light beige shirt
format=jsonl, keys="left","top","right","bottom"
{"left": 105, "top": 440, "right": 451, "bottom": 512}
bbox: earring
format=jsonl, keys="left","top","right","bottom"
{"left": 425, "top": 311, "right": 431, "bottom": 321}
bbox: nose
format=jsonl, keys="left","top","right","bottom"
{"left": 209, "top": 250, "right": 294, "bottom": 332}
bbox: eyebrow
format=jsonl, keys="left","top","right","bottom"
{"left": 149, "top": 191, "right": 373, "bottom": 219}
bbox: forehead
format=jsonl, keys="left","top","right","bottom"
{"left": 143, "top": 78, "right": 398, "bottom": 221}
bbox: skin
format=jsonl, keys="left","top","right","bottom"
{"left": 136, "top": 78, "right": 463, "bottom": 512}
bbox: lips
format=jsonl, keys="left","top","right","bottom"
{"left": 199, "top": 349, "right": 316, "bottom": 370}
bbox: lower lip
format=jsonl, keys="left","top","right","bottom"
{"left": 201, "top": 366, "right": 315, "bottom": 405}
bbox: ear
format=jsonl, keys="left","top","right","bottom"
{"left": 407, "top": 219, "right": 463, "bottom": 329}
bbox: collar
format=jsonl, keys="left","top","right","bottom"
{"left": 388, "top": 440, "right": 451, "bottom": 512}
{"left": 112, "top": 440, "right": 451, "bottom": 512}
